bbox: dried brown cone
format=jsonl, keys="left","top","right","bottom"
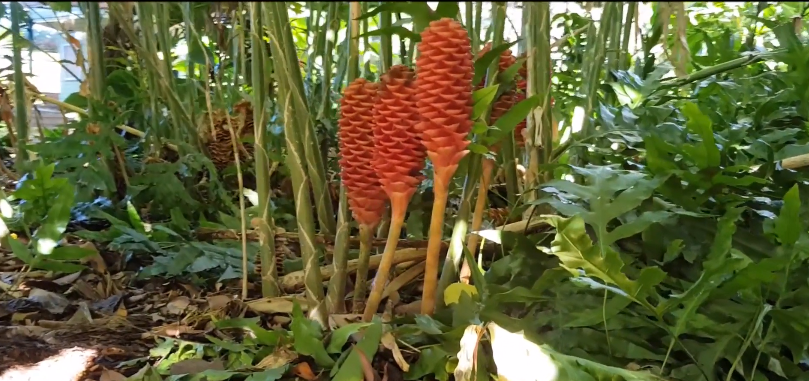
{"left": 416, "top": 18, "right": 473, "bottom": 177}
{"left": 373, "top": 65, "right": 426, "bottom": 202}
{"left": 338, "top": 78, "right": 387, "bottom": 227}
{"left": 204, "top": 101, "right": 256, "bottom": 171}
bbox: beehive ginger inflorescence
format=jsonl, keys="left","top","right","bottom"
{"left": 415, "top": 18, "right": 474, "bottom": 175}
{"left": 338, "top": 78, "right": 387, "bottom": 227}
{"left": 373, "top": 65, "right": 426, "bottom": 201}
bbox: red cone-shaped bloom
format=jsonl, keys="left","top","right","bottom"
{"left": 415, "top": 18, "right": 473, "bottom": 172}
{"left": 373, "top": 65, "right": 426, "bottom": 199}
{"left": 339, "top": 78, "right": 387, "bottom": 227}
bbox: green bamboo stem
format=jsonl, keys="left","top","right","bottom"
{"left": 523, "top": 2, "right": 552, "bottom": 216}
{"left": 620, "top": 2, "right": 637, "bottom": 70}
{"left": 380, "top": 6, "right": 393, "bottom": 72}
{"left": 250, "top": 2, "right": 280, "bottom": 298}
{"left": 490, "top": 2, "right": 517, "bottom": 206}
{"left": 579, "top": 4, "right": 616, "bottom": 139}
{"left": 326, "top": 187, "right": 350, "bottom": 313}
{"left": 352, "top": 224, "right": 374, "bottom": 313}
{"left": 10, "top": 2, "right": 28, "bottom": 171}
{"left": 265, "top": 1, "right": 328, "bottom": 325}
{"left": 268, "top": 4, "right": 336, "bottom": 237}
{"left": 325, "top": 1, "right": 361, "bottom": 315}
{"left": 317, "top": 3, "right": 338, "bottom": 120}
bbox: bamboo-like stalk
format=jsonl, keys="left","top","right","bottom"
{"left": 250, "top": 2, "right": 280, "bottom": 297}
{"left": 620, "top": 2, "right": 637, "bottom": 70}
{"left": 352, "top": 223, "right": 374, "bottom": 312}
{"left": 317, "top": 3, "right": 339, "bottom": 120}
{"left": 380, "top": 6, "right": 393, "bottom": 72}
{"left": 489, "top": 3, "right": 517, "bottom": 206}
{"left": 265, "top": 4, "right": 336, "bottom": 238}
{"left": 421, "top": 171, "right": 452, "bottom": 315}
{"left": 580, "top": 4, "right": 616, "bottom": 139}
{"left": 265, "top": 2, "right": 328, "bottom": 325}
{"left": 523, "top": 1, "right": 553, "bottom": 213}
{"left": 326, "top": 1, "right": 361, "bottom": 314}
{"left": 10, "top": 2, "right": 28, "bottom": 171}
{"left": 606, "top": 3, "right": 624, "bottom": 73}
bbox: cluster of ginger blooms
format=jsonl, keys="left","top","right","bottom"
{"left": 338, "top": 18, "right": 529, "bottom": 319}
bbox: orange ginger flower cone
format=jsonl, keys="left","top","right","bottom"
{"left": 415, "top": 18, "right": 473, "bottom": 315}
{"left": 338, "top": 78, "right": 387, "bottom": 313}
{"left": 338, "top": 78, "right": 387, "bottom": 226}
{"left": 362, "top": 65, "right": 426, "bottom": 321}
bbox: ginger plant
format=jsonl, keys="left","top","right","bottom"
{"left": 415, "top": 18, "right": 474, "bottom": 315}
{"left": 338, "top": 78, "right": 388, "bottom": 313}
{"left": 362, "top": 65, "right": 426, "bottom": 321}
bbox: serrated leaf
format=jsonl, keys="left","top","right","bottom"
{"left": 542, "top": 214, "right": 665, "bottom": 310}
{"left": 681, "top": 102, "right": 720, "bottom": 168}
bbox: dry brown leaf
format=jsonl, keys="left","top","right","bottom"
{"left": 381, "top": 332, "right": 409, "bottom": 372}
{"left": 256, "top": 347, "right": 298, "bottom": 369}
{"left": 53, "top": 271, "right": 82, "bottom": 286}
{"left": 166, "top": 296, "right": 191, "bottom": 315}
{"left": 115, "top": 304, "right": 128, "bottom": 317}
{"left": 99, "top": 369, "right": 127, "bottom": 381}
{"left": 169, "top": 359, "right": 225, "bottom": 375}
{"left": 246, "top": 296, "right": 302, "bottom": 314}
{"left": 149, "top": 323, "right": 201, "bottom": 338}
{"left": 206, "top": 294, "right": 233, "bottom": 310}
{"left": 292, "top": 362, "right": 317, "bottom": 381}
{"left": 66, "top": 302, "right": 93, "bottom": 325}
{"left": 28, "top": 288, "right": 71, "bottom": 314}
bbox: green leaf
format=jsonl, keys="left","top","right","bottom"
{"left": 680, "top": 102, "right": 721, "bottom": 168}
{"left": 245, "top": 366, "right": 288, "bottom": 381}
{"left": 472, "top": 85, "right": 499, "bottom": 120}
{"left": 47, "top": 2, "right": 72, "bottom": 12}
{"left": 405, "top": 346, "right": 449, "bottom": 380}
{"left": 359, "top": 26, "right": 420, "bottom": 42}
{"left": 35, "top": 186, "right": 75, "bottom": 255}
{"left": 8, "top": 238, "right": 34, "bottom": 265}
{"left": 214, "top": 318, "right": 284, "bottom": 346}
{"left": 187, "top": 36, "right": 214, "bottom": 66}
{"left": 290, "top": 302, "right": 334, "bottom": 367}
{"left": 467, "top": 142, "right": 489, "bottom": 155}
{"left": 473, "top": 40, "right": 520, "bottom": 86}
{"left": 542, "top": 215, "right": 665, "bottom": 311}
{"left": 126, "top": 201, "right": 147, "bottom": 235}
{"left": 63, "top": 93, "right": 88, "bottom": 109}
{"left": 331, "top": 321, "right": 384, "bottom": 381}
{"left": 327, "top": 322, "right": 372, "bottom": 354}
{"left": 498, "top": 57, "right": 526, "bottom": 85}
{"left": 775, "top": 184, "right": 801, "bottom": 246}
{"left": 434, "top": 2, "right": 459, "bottom": 19}
{"left": 49, "top": 246, "right": 97, "bottom": 261}
{"left": 490, "top": 95, "right": 541, "bottom": 141}
{"left": 33, "top": 259, "right": 86, "bottom": 273}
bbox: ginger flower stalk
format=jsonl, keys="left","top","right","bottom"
{"left": 361, "top": 65, "right": 426, "bottom": 321}
{"left": 415, "top": 18, "right": 474, "bottom": 315}
{"left": 338, "top": 78, "right": 387, "bottom": 313}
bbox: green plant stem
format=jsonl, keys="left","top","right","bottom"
{"left": 523, "top": 1, "right": 552, "bottom": 213}
{"left": 317, "top": 3, "right": 338, "bottom": 120}
{"left": 325, "top": 1, "right": 361, "bottom": 314}
{"left": 490, "top": 2, "right": 517, "bottom": 206}
{"left": 620, "top": 2, "right": 636, "bottom": 70}
{"left": 10, "top": 2, "right": 28, "bottom": 170}
{"left": 352, "top": 224, "right": 374, "bottom": 313}
{"left": 250, "top": 2, "right": 280, "bottom": 298}
{"left": 265, "top": 1, "right": 328, "bottom": 325}
{"left": 380, "top": 6, "right": 392, "bottom": 72}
